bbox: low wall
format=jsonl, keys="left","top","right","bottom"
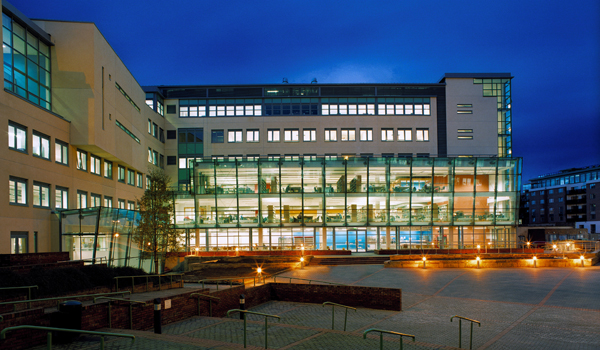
{"left": 385, "top": 253, "right": 598, "bottom": 268}
{"left": 0, "top": 282, "right": 401, "bottom": 350}
{"left": 377, "top": 248, "right": 544, "bottom": 255}
{"left": 181, "top": 250, "right": 351, "bottom": 257}
{"left": 0, "top": 253, "right": 70, "bottom": 267}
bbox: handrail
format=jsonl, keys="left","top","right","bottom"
{"left": 363, "top": 328, "right": 415, "bottom": 350}
{"left": 451, "top": 315, "right": 481, "bottom": 350}
{"left": 0, "top": 291, "right": 131, "bottom": 312}
{"left": 190, "top": 293, "right": 220, "bottom": 317}
{"left": 114, "top": 273, "right": 184, "bottom": 293}
{"left": 93, "top": 297, "right": 146, "bottom": 329}
{"left": 323, "top": 302, "right": 356, "bottom": 331}
{"left": 226, "top": 309, "right": 280, "bottom": 349}
{"left": 0, "top": 285, "right": 38, "bottom": 309}
{"left": 0, "top": 325, "right": 135, "bottom": 350}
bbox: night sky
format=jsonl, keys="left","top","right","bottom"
{"left": 11, "top": 0, "right": 600, "bottom": 183}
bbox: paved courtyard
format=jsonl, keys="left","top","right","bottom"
{"left": 30, "top": 265, "right": 600, "bottom": 349}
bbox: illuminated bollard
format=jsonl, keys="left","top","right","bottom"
{"left": 300, "top": 257, "right": 305, "bottom": 269}
{"left": 154, "top": 298, "right": 162, "bottom": 334}
{"left": 422, "top": 256, "right": 427, "bottom": 269}
{"left": 580, "top": 255, "right": 585, "bottom": 268}
{"left": 533, "top": 256, "right": 537, "bottom": 268}
{"left": 476, "top": 256, "right": 480, "bottom": 269}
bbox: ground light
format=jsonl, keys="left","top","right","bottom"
{"left": 256, "top": 267, "right": 262, "bottom": 274}
{"left": 300, "top": 257, "right": 305, "bottom": 269}
{"left": 422, "top": 256, "right": 426, "bottom": 269}
{"left": 477, "top": 245, "right": 480, "bottom": 254}
{"left": 235, "top": 247, "right": 239, "bottom": 256}
{"left": 580, "top": 255, "right": 585, "bottom": 268}
{"left": 476, "top": 256, "right": 481, "bottom": 269}
{"left": 533, "top": 256, "right": 537, "bottom": 268}
{"left": 195, "top": 247, "right": 199, "bottom": 256}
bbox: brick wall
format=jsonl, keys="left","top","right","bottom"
{"left": 0, "top": 253, "right": 70, "bottom": 267}
{"left": 271, "top": 283, "right": 401, "bottom": 311}
{"left": 0, "top": 282, "right": 401, "bottom": 350}
{"left": 0, "top": 260, "right": 83, "bottom": 275}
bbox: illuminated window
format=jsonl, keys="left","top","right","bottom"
{"left": 284, "top": 129, "right": 299, "bottom": 142}
{"left": 77, "top": 190, "right": 87, "bottom": 209}
{"left": 359, "top": 128, "right": 372, "bottom": 142}
{"left": 303, "top": 129, "right": 316, "bottom": 142}
{"left": 381, "top": 128, "right": 394, "bottom": 142}
{"left": 228, "top": 130, "right": 243, "bottom": 143}
{"left": 457, "top": 110, "right": 473, "bottom": 114}
{"left": 91, "top": 193, "right": 101, "bottom": 207}
{"left": 55, "top": 187, "right": 68, "bottom": 209}
{"left": 324, "top": 129, "right": 337, "bottom": 142}
{"left": 118, "top": 166, "right": 125, "bottom": 182}
{"left": 8, "top": 122, "right": 27, "bottom": 153}
{"left": 32, "top": 182, "right": 49, "bottom": 208}
{"left": 416, "top": 129, "right": 429, "bottom": 142}
{"left": 32, "top": 132, "right": 50, "bottom": 159}
{"left": 104, "top": 196, "right": 113, "bottom": 208}
{"left": 104, "top": 161, "right": 113, "bottom": 179}
{"left": 341, "top": 128, "right": 355, "bottom": 141}
{"left": 246, "top": 130, "right": 259, "bottom": 142}
{"left": 458, "top": 136, "right": 473, "bottom": 140}
{"left": 267, "top": 129, "right": 280, "bottom": 142}
{"left": 90, "top": 155, "right": 101, "bottom": 175}
{"left": 76, "top": 150, "right": 87, "bottom": 171}
{"left": 397, "top": 128, "right": 412, "bottom": 141}
{"left": 9, "top": 177, "right": 27, "bottom": 205}
{"left": 55, "top": 140, "right": 68, "bottom": 165}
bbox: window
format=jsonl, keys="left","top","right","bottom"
{"left": 549, "top": 198, "right": 554, "bottom": 203}
{"left": 531, "top": 200, "right": 536, "bottom": 205}
{"left": 118, "top": 166, "right": 125, "bottom": 182}
{"left": 416, "top": 129, "right": 429, "bottom": 142}
{"left": 267, "top": 129, "right": 280, "bottom": 142}
{"left": 104, "top": 196, "right": 113, "bottom": 208}
{"left": 152, "top": 151, "right": 158, "bottom": 166}
{"left": 167, "top": 130, "right": 176, "bottom": 139}
{"left": 228, "top": 130, "right": 243, "bottom": 143}
{"left": 32, "top": 182, "right": 50, "bottom": 208}
{"left": 211, "top": 130, "right": 224, "bottom": 143}
{"left": 10, "top": 232, "right": 28, "bottom": 254}
{"left": 128, "top": 201, "right": 136, "bottom": 210}
{"left": 76, "top": 150, "right": 87, "bottom": 171}
{"left": 540, "top": 199, "right": 545, "bottom": 204}
{"left": 148, "top": 119, "right": 152, "bottom": 134}
{"left": 558, "top": 188, "right": 564, "bottom": 193}
{"left": 458, "top": 136, "right": 473, "bottom": 140}
{"left": 559, "top": 197, "right": 563, "bottom": 202}
{"left": 9, "top": 177, "right": 27, "bottom": 205}
{"left": 284, "top": 129, "right": 299, "bottom": 142}
{"left": 167, "top": 105, "right": 176, "bottom": 114}
{"left": 32, "top": 132, "right": 50, "bottom": 159}
{"left": 549, "top": 189, "right": 554, "bottom": 194}
{"left": 540, "top": 191, "right": 545, "bottom": 195}
{"left": 303, "top": 154, "right": 317, "bottom": 161}
{"left": 246, "top": 130, "right": 259, "bottom": 142}
{"left": 135, "top": 173, "right": 142, "bottom": 188}
{"left": 247, "top": 154, "right": 260, "bottom": 161}
{"left": 341, "top": 128, "right": 355, "bottom": 142}
{"left": 3, "top": 13, "right": 52, "bottom": 110}
{"left": 77, "top": 191, "right": 87, "bottom": 209}
{"left": 90, "top": 155, "right": 101, "bottom": 175}
{"left": 146, "top": 176, "right": 151, "bottom": 190}
{"left": 152, "top": 123, "right": 158, "bottom": 138}
{"left": 381, "top": 128, "right": 394, "bottom": 142}
{"left": 303, "top": 129, "right": 316, "bottom": 142}
{"left": 360, "top": 129, "right": 373, "bottom": 141}
{"left": 457, "top": 110, "right": 473, "bottom": 114}
{"left": 127, "top": 169, "right": 135, "bottom": 185}
{"left": 91, "top": 193, "right": 101, "bottom": 207}
{"left": 104, "top": 161, "right": 113, "bottom": 179}
{"left": 118, "top": 199, "right": 126, "bottom": 209}
{"left": 55, "top": 187, "right": 68, "bottom": 209}
{"left": 458, "top": 129, "right": 473, "bottom": 133}
{"left": 457, "top": 104, "right": 472, "bottom": 108}
{"left": 398, "top": 129, "right": 412, "bottom": 142}
{"left": 267, "top": 154, "right": 280, "bottom": 160}
{"left": 8, "top": 122, "right": 27, "bottom": 153}
{"left": 55, "top": 140, "right": 68, "bottom": 165}
{"left": 324, "top": 129, "right": 337, "bottom": 142}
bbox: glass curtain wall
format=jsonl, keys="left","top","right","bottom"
{"left": 188, "top": 157, "right": 521, "bottom": 252}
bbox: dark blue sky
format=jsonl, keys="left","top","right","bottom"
{"left": 12, "top": 0, "right": 600, "bottom": 183}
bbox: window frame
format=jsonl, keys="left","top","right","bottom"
{"left": 127, "top": 169, "right": 135, "bottom": 186}
{"left": 381, "top": 128, "right": 394, "bottom": 142}
{"left": 284, "top": 129, "right": 299, "bottom": 142}
{"left": 76, "top": 149, "right": 88, "bottom": 171}
{"left": 104, "top": 160, "right": 113, "bottom": 179}
{"left": 9, "top": 176, "right": 27, "bottom": 206}
{"left": 227, "top": 129, "right": 243, "bottom": 143}
{"left": 324, "top": 128, "right": 337, "bottom": 142}
{"left": 76, "top": 190, "right": 87, "bottom": 209}
{"left": 90, "top": 155, "right": 101, "bottom": 175}
{"left": 104, "top": 196, "right": 113, "bottom": 208}
{"left": 118, "top": 165, "right": 126, "bottom": 183}
{"left": 55, "top": 140, "right": 68, "bottom": 165}
{"left": 267, "top": 129, "right": 280, "bottom": 142}
{"left": 55, "top": 186, "right": 68, "bottom": 210}
{"left": 341, "top": 128, "right": 355, "bottom": 142}
{"left": 8, "top": 122, "right": 27, "bottom": 153}
{"left": 359, "top": 128, "right": 373, "bottom": 142}
{"left": 246, "top": 129, "right": 260, "bottom": 143}
{"left": 32, "top": 181, "right": 50, "bottom": 208}
{"left": 91, "top": 193, "right": 101, "bottom": 207}
{"left": 397, "top": 128, "right": 412, "bottom": 142}
{"left": 303, "top": 129, "right": 316, "bottom": 142}
{"left": 416, "top": 128, "right": 429, "bottom": 142}
{"left": 211, "top": 129, "right": 224, "bottom": 143}
{"left": 32, "top": 131, "right": 50, "bottom": 160}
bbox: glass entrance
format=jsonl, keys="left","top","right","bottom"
{"left": 346, "top": 227, "right": 378, "bottom": 252}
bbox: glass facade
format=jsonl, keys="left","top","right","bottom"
{"left": 2, "top": 12, "right": 51, "bottom": 110}
{"left": 172, "top": 156, "right": 521, "bottom": 252}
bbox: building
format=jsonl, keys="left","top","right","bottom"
{"left": 1, "top": 1, "right": 521, "bottom": 267}
{"left": 522, "top": 164, "right": 599, "bottom": 237}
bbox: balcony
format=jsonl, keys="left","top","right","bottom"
{"left": 567, "top": 215, "right": 587, "bottom": 222}
{"left": 567, "top": 188, "right": 586, "bottom": 195}
{"left": 566, "top": 206, "right": 586, "bottom": 214}
{"left": 566, "top": 198, "right": 587, "bottom": 205}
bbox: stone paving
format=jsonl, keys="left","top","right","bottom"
{"left": 29, "top": 265, "right": 600, "bottom": 349}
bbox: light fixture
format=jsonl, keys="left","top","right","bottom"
{"left": 533, "top": 256, "right": 537, "bottom": 268}
{"left": 580, "top": 255, "right": 585, "bottom": 268}
{"left": 422, "top": 256, "right": 426, "bottom": 269}
{"left": 257, "top": 267, "right": 262, "bottom": 274}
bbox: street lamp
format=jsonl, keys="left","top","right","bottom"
{"left": 300, "top": 257, "right": 305, "bottom": 269}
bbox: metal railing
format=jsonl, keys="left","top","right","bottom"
{"left": 0, "top": 285, "right": 38, "bottom": 309}
{"left": 196, "top": 276, "right": 262, "bottom": 291}
{"left": 0, "top": 325, "right": 135, "bottom": 350}
{"left": 271, "top": 276, "right": 346, "bottom": 286}
{"left": 322, "top": 302, "right": 356, "bottom": 331}
{"left": 93, "top": 297, "right": 146, "bottom": 329}
{"left": 114, "top": 273, "right": 184, "bottom": 293}
{"left": 190, "top": 293, "right": 220, "bottom": 317}
{"left": 363, "top": 328, "right": 415, "bottom": 350}
{"left": 451, "top": 315, "right": 481, "bottom": 349}
{"left": 0, "top": 291, "right": 131, "bottom": 312}
{"left": 226, "top": 309, "right": 280, "bottom": 349}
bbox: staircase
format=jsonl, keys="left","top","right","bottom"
{"left": 308, "top": 256, "right": 389, "bottom": 266}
